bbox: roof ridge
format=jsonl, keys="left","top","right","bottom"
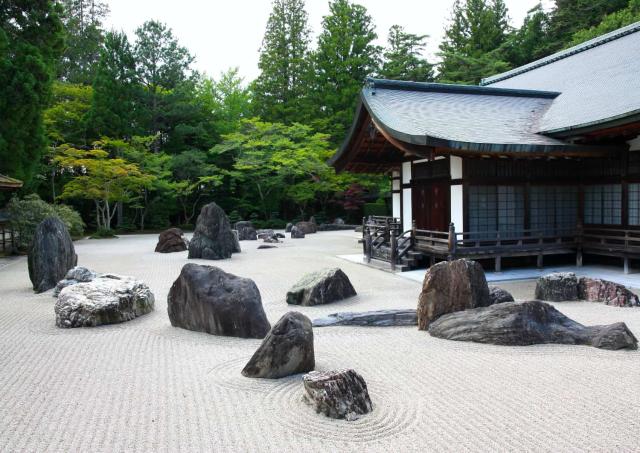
{"left": 481, "top": 21, "right": 640, "bottom": 86}
{"left": 365, "top": 77, "right": 559, "bottom": 99}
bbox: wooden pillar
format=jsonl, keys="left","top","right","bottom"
{"left": 390, "top": 230, "right": 397, "bottom": 271}
{"left": 537, "top": 231, "right": 543, "bottom": 269}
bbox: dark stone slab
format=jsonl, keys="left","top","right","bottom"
{"left": 257, "top": 245, "right": 276, "bottom": 249}
{"left": 303, "top": 369, "right": 373, "bottom": 421}
{"left": 242, "top": 312, "right": 314, "bottom": 379}
{"left": 28, "top": 217, "right": 77, "bottom": 293}
{"left": 188, "top": 202, "right": 238, "bottom": 260}
{"left": 286, "top": 268, "right": 356, "bottom": 306}
{"left": 428, "top": 300, "right": 638, "bottom": 350}
{"left": 167, "top": 263, "right": 270, "bottom": 338}
{"left": 313, "top": 309, "right": 417, "bottom": 327}
{"left": 535, "top": 272, "right": 578, "bottom": 301}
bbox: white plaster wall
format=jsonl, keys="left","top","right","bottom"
{"left": 450, "top": 185, "right": 463, "bottom": 231}
{"left": 402, "top": 161, "right": 411, "bottom": 184}
{"left": 628, "top": 135, "right": 640, "bottom": 151}
{"left": 450, "top": 155, "right": 463, "bottom": 179}
{"left": 402, "top": 188, "right": 412, "bottom": 230}
{"left": 392, "top": 179, "right": 400, "bottom": 191}
{"left": 392, "top": 193, "right": 401, "bottom": 219}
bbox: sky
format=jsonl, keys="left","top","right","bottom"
{"left": 103, "top": 0, "right": 554, "bottom": 82}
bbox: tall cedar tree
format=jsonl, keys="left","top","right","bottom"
{"left": 252, "top": 0, "right": 311, "bottom": 124}
{"left": 0, "top": 0, "right": 64, "bottom": 187}
{"left": 89, "top": 31, "right": 139, "bottom": 139}
{"left": 57, "top": 0, "right": 109, "bottom": 84}
{"left": 380, "top": 25, "right": 434, "bottom": 82}
{"left": 501, "top": 3, "right": 550, "bottom": 67}
{"left": 134, "top": 20, "right": 194, "bottom": 140}
{"left": 569, "top": 0, "right": 640, "bottom": 47}
{"left": 438, "top": 0, "right": 511, "bottom": 84}
{"left": 311, "top": 0, "right": 380, "bottom": 144}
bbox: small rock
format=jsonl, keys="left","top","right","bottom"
{"left": 167, "top": 263, "right": 270, "bottom": 338}
{"left": 275, "top": 233, "right": 285, "bottom": 239}
{"left": 287, "top": 268, "right": 356, "bottom": 306}
{"left": 235, "top": 221, "right": 257, "bottom": 241}
{"left": 188, "top": 202, "right": 238, "bottom": 260}
{"left": 257, "top": 245, "right": 276, "bottom": 249}
{"left": 28, "top": 217, "right": 78, "bottom": 293}
{"left": 417, "top": 259, "right": 490, "bottom": 330}
{"left": 295, "top": 221, "right": 316, "bottom": 234}
{"left": 488, "top": 286, "right": 515, "bottom": 304}
{"left": 155, "top": 228, "right": 188, "bottom": 253}
{"left": 428, "top": 300, "right": 638, "bottom": 350}
{"left": 285, "top": 223, "right": 293, "bottom": 233}
{"left": 313, "top": 309, "right": 417, "bottom": 327}
{"left": 302, "top": 369, "right": 373, "bottom": 421}
{"left": 256, "top": 229, "right": 275, "bottom": 239}
{"left": 578, "top": 277, "right": 640, "bottom": 307}
{"left": 55, "top": 274, "right": 155, "bottom": 328}
{"left": 535, "top": 272, "right": 579, "bottom": 301}
{"left": 53, "top": 266, "right": 98, "bottom": 297}
{"left": 242, "top": 312, "right": 314, "bottom": 379}
{"left": 231, "top": 230, "right": 242, "bottom": 253}
{"left": 290, "top": 226, "right": 305, "bottom": 239}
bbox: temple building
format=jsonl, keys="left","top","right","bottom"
{"left": 330, "top": 22, "right": 640, "bottom": 272}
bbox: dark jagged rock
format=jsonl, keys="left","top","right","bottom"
{"left": 313, "top": 309, "right": 417, "bottom": 327}
{"left": 578, "top": 277, "right": 640, "bottom": 307}
{"left": 428, "top": 300, "right": 638, "bottom": 350}
{"left": 302, "top": 369, "right": 373, "bottom": 421}
{"left": 290, "top": 226, "right": 305, "bottom": 239}
{"left": 53, "top": 266, "right": 97, "bottom": 297}
{"left": 257, "top": 245, "right": 276, "bottom": 249}
{"left": 155, "top": 228, "right": 188, "bottom": 253}
{"left": 286, "top": 268, "right": 356, "bottom": 306}
{"left": 242, "top": 312, "right": 314, "bottom": 379}
{"left": 488, "top": 286, "right": 515, "bottom": 304}
{"left": 28, "top": 217, "right": 78, "bottom": 293}
{"left": 234, "top": 221, "right": 257, "bottom": 241}
{"left": 295, "top": 221, "right": 317, "bottom": 234}
{"left": 167, "top": 263, "right": 270, "bottom": 338}
{"left": 55, "top": 274, "right": 155, "bottom": 328}
{"left": 417, "top": 259, "right": 490, "bottom": 330}
{"left": 535, "top": 272, "right": 578, "bottom": 301}
{"left": 285, "top": 223, "right": 293, "bottom": 233}
{"left": 188, "top": 202, "right": 238, "bottom": 260}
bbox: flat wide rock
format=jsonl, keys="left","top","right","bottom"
{"left": 286, "top": 268, "right": 356, "bottom": 306}
{"left": 188, "top": 202, "right": 238, "bottom": 260}
{"left": 428, "top": 300, "right": 638, "bottom": 350}
{"left": 242, "top": 312, "right": 314, "bottom": 379}
{"left": 578, "top": 277, "right": 640, "bottom": 307}
{"left": 167, "top": 263, "right": 270, "bottom": 338}
{"left": 417, "top": 259, "right": 490, "bottom": 330}
{"left": 155, "top": 228, "right": 188, "bottom": 253}
{"left": 313, "top": 309, "right": 417, "bottom": 327}
{"left": 55, "top": 274, "right": 155, "bottom": 328}
{"left": 28, "top": 217, "right": 78, "bottom": 293}
{"left": 535, "top": 272, "right": 578, "bottom": 301}
{"left": 303, "top": 369, "right": 373, "bottom": 421}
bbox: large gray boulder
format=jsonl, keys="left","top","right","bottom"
{"left": 286, "top": 268, "right": 356, "bottom": 306}
{"left": 285, "top": 222, "right": 293, "bottom": 233}
{"left": 155, "top": 228, "right": 188, "bottom": 253}
{"left": 428, "top": 300, "right": 638, "bottom": 350}
{"left": 578, "top": 277, "right": 640, "bottom": 307}
{"left": 167, "top": 263, "right": 270, "bottom": 338}
{"left": 235, "top": 221, "right": 257, "bottom": 241}
{"left": 290, "top": 226, "right": 305, "bottom": 239}
{"left": 303, "top": 369, "right": 373, "bottom": 421}
{"left": 535, "top": 272, "right": 579, "bottom": 301}
{"left": 53, "top": 266, "right": 97, "bottom": 297}
{"left": 295, "top": 221, "right": 317, "bottom": 234}
{"left": 417, "top": 259, "right": 490, "bottom": 330}
{"left": 55, "top": 274, "right": 155, "bottom": 328}
{"left": 28, "top": 217, "right": 78, "bottom": 293}
{"left": 313, "top": 309, "right": 417, "bottom": 327}
{"left": 188, "top": 202, "right": 238, "bottom": 260}
{"left": 242, "top": 312, "right": 314, "bottom": 379}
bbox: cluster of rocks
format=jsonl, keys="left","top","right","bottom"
{"left": 188, "top": 202, "right": 240, "bottom": 260}
{"left": 535, "top": 272, "right": 639, "bottom": 307}
{"left": 155, "top": 228, "right": 189, "bottom": 253}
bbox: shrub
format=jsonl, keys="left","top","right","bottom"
{"left": 90, "top": 227, "right": 117, "bottom": 239}
{"left": 363, "top": 202, "right": 389, "bottom": 217}
{"left": 8, "top": 194, "right": 85, "bottom": 250}
{"left": 252, "top": 218, "right": 287, "bottom": 229}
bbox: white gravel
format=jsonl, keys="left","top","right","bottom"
{"left": 1, "top": 230, "right": 639, "bottom": 452}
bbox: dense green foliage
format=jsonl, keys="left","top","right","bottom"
{"left": 8, "top": 194, "right": 84, "bottom": 250}
{"left": 3, "top": 0, "right": 635, "bottom": 234}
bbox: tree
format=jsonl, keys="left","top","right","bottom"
{"left": 54, "top": 144, "right": 153, "bottom": 231}
{"left": 88, "top": 31, "right": 139, "bottom": 138}
{"left": 57, "top": 0, "right": 109, "bottom": 84}
{"left": 438, "top": 0, "right": 511, "bottom": 84}
{"left": 568, "top": 0, "right": 640, "bottom": 47}
{"left": 252, "top": 0, "right": 311, "bottom": 124}
{"left": 310, "top": 0, "right": 380, "bottom": 144}
{"left": 134, "top": 20, "right": 194, "bottom": 138}
{"left": 501, "top": 3, "right": 551, "bottom": 67}
{"left": 0, "top": 0, "right": 65, "bottom": 188}
{"left": 379, "top": 25, "right": 434, "bottom": 81}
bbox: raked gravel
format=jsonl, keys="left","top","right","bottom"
{"left": 1, "top": 230, "right": 639, "bottom": 452}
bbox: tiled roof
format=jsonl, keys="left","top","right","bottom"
{"left": 482, "top": 22, "right": 640, "bottom": 134}
{"left": 0, "top": 174, "right": 23, "bottom": 189}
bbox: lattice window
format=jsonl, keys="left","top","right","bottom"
{"left": 468, "top": 185, "right": 524, "bottom": 238}
{"left": 530, "top": 186, "right": 578, "bottom": 234}
{"left": 630, "top": 183, "right": 640, "bottom": 226}
{"left": 584, "top": 184, "right": 622, "bottom": 225}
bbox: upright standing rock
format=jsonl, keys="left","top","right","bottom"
{"left": 535, "top": 272, "right": 579, "bottom": 301}
{"left": 28, "top": 217, "right": 78, "bottom": 293}
{"left": 167, "top": 263, "right": 270, "bottom": 338}
{"left": 290, "top": 226, "right": 305, "bottom": 239}
{"left": 287, "top": 268, "right": 356, "bottom": 306}
{"left": 417, "top": 259, "right": 490, "bottom": 330}
{"left": 302, "top": 369, "right": 373, "bottom": 421}
{"left": 242, "top": 312, "right": 314, "bottom": 378}
{"left": 155, "top": 228, "right": 188, "bottom": 253}
{"left": 188, "top": 202, "right": 238, "bottom": 260}
{"left": 235, "top": 221, "right": 257, "bottom": 241}
{"left": 285, "top": 222, "right": 293, "bottom": 233}
{"left": 295, "top": 221, "right": 317, "bottom": 234}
